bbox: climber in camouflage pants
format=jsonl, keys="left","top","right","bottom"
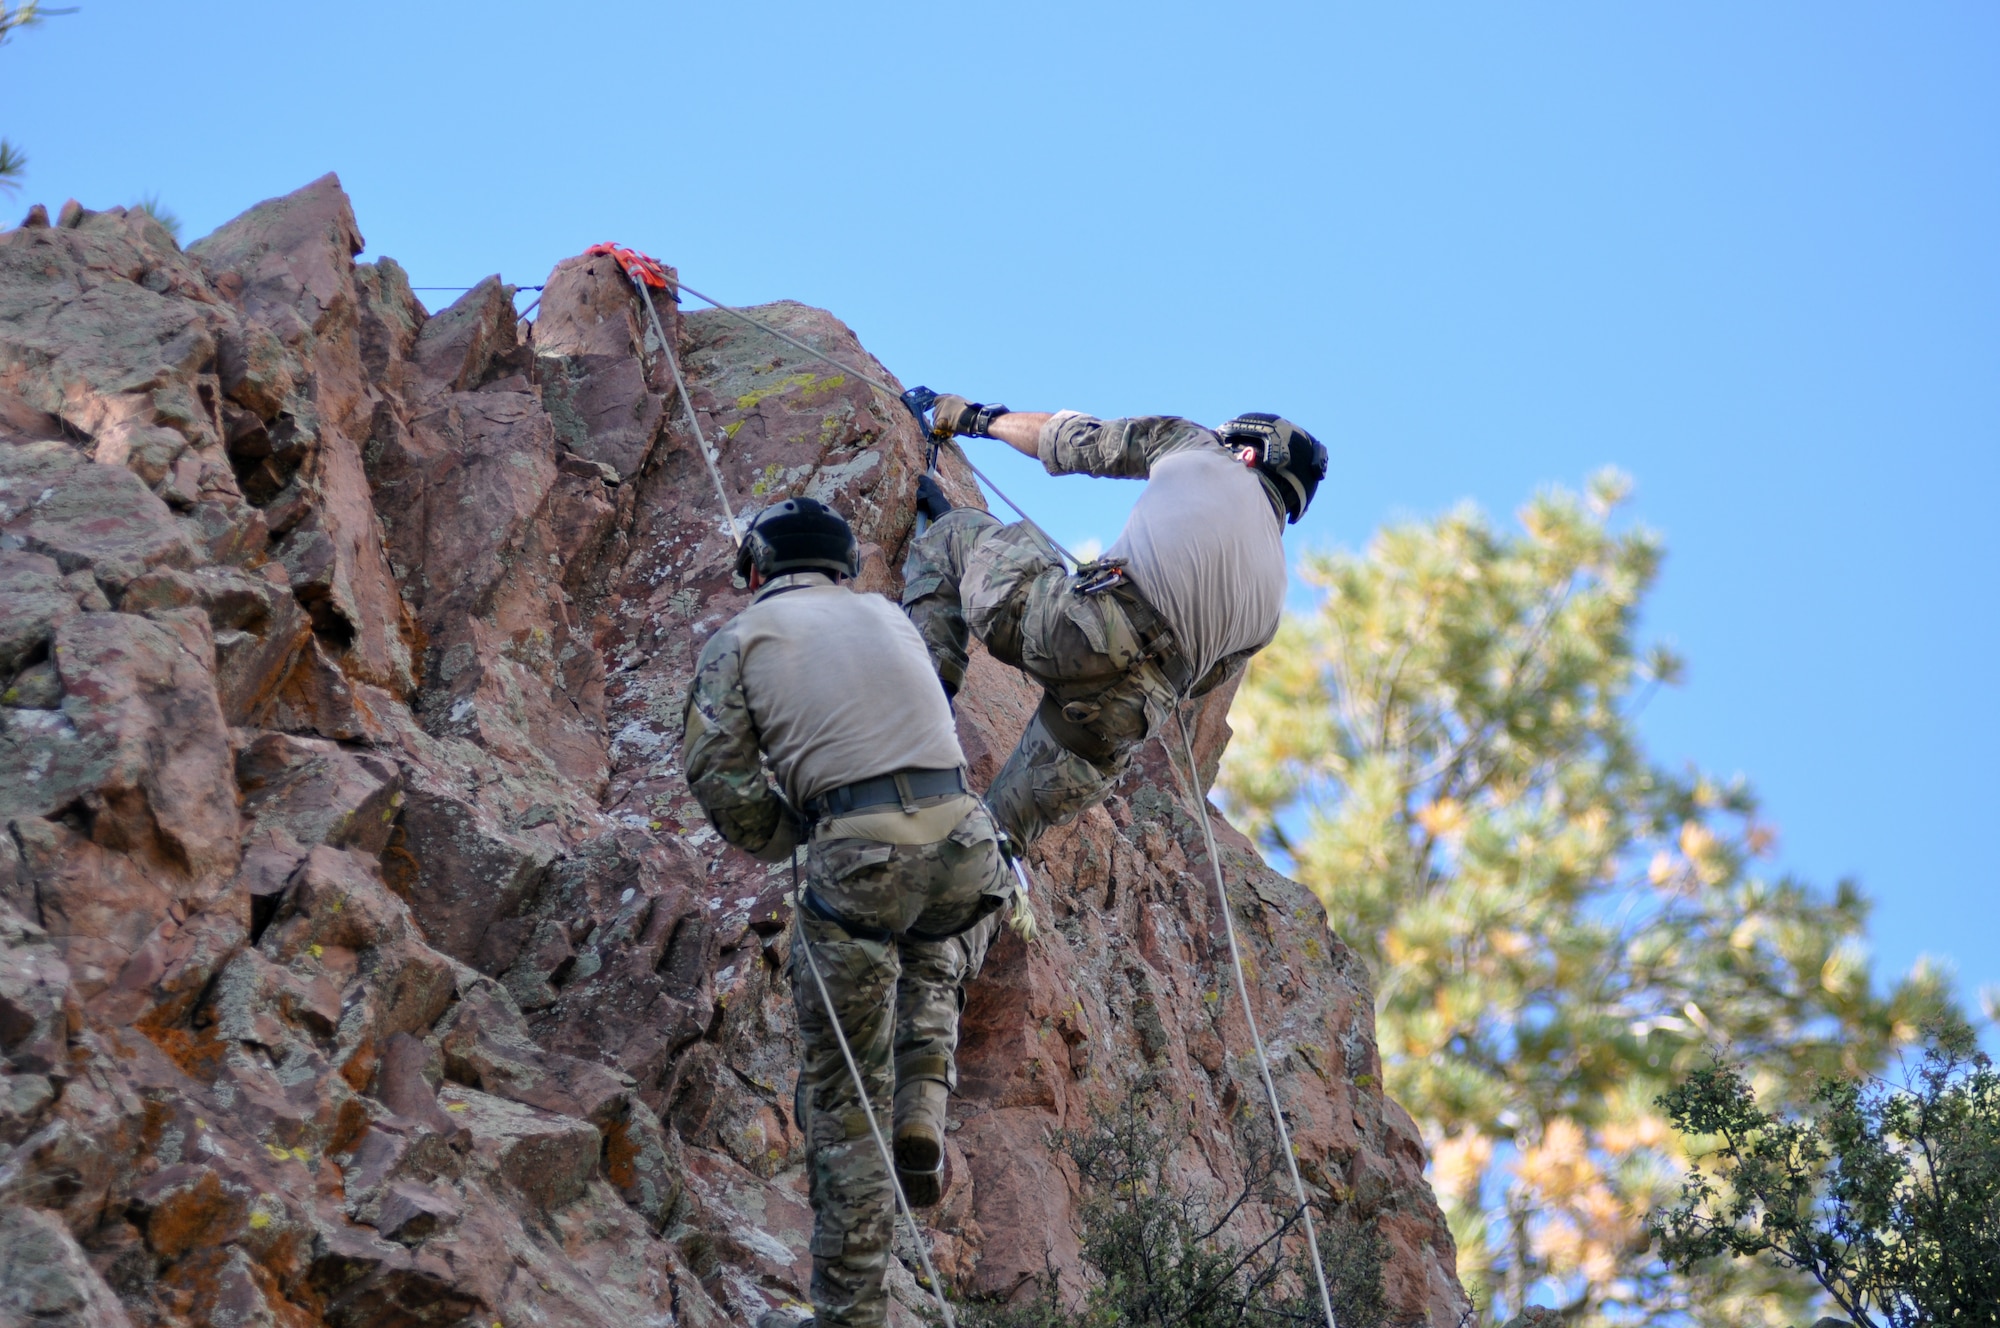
{"left": 902, "top": 506, "right": 1195, "bottom": 849}
{"left": 681, "top": 497, "right": 1011, "bottom": 1328}
{"left": 903, "top": 403, "right": 1329, "bottom": 852}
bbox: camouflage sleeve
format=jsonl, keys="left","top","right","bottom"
{"left": 1036, "top": 411, "right": 1219, "bottom": 480}
{"left": 681, "top": 624, "right": 804, "bottom": 862}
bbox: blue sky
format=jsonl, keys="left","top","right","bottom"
{"left": 6, "top": 1, "right": 1994, "bottom": 1021}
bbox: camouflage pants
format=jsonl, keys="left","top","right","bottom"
{"left": 790, "top": 795, "right": 1009, "bottom": 1328}
{"left": 901, "top": 508, "right": 1180, "bottom": 850}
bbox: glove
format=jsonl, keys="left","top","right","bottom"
{"left": 1007, "top": 884, "right": 1038, "bottom": 942}
{"left": 930, "top": 394, "right": 1010, "bottom": 440}
{"left": 915, "top": 473, "right": 954, "bottom": 522}
{"left": 998, "top": 835, "right": 1037, "bottom": 941}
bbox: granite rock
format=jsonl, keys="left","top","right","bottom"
{"left": 0, "top": 175, "right": 1468, "bottom": 1327}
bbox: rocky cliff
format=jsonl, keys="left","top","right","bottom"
{"left": 0, "top": 176, "right": 1468, "bottom": 1327}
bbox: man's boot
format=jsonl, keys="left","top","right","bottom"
{"left": 893, "top": 1079, "right": 950, "bottom": 1207}
{"left": 915, "top": 473, "right": 953, "bottom": 521}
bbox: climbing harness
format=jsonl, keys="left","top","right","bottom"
{"left": 587, "top": 244, "right": 740, "bottom": 542}
{"left": 1166, "top": 706, "right": 1339, "bottom": 1328}
{"left": 791, "top": 852, "right": 958, "bottom": 1328}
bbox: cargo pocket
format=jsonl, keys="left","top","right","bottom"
{"left": 900, "top": 570, "right": 948, "bottom": 603}
{"left": 950, "top": 808, "right": 1013, "bottom": 917}
{"left": 806, "top": 838, "right": 891, "bottom": 927}
{"left": 945, "top": 802, "right": 999, "bottom": 850}
{"left": 815, "top": 838, "right": 897, "bottom": 881}
{"left": 1021, "top": 580, "right": 1138, "bottom": 684}
{"left": 964, "top": 527, "right": 1061, "bottom": 649}
{"left": 1065, "top": 591, "right": 1143, "bottom": 671}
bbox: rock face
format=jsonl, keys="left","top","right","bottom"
{"left": 0, "top": 178, "right": 1469, "bottom": 1326}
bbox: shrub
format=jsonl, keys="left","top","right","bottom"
{"left": 947, "top": 1093, "right": 1392, "bottom": 1328}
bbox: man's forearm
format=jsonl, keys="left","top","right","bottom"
{"left": 985, "top": 411, "right": 1053, "bottom": 459}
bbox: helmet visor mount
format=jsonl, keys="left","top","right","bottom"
{"left": 1218, "top": 413, "right": 1327, "bottom": 525}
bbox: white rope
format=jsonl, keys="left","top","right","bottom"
{"left": 1170, "top": 707, "right": 1339, "bottom": 1328}
{"left": 794, "top": 854, "right": 958, "bottom": 1328}
{"left": 942, "top": 453, "right": 1079, "bottom": 570}
{"left": 668, "top": 278, "right": 1076, "bottom": 567}
{"left": 673, "top": 278, "right": 904, "bottom": 401}
{"left": 629, "top": 276, "right": 739, "bottom": 542}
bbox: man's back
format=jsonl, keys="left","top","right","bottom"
{"left": 728, "top": 574, "right": 965, "bottom": 808}
{"left": 1108, "top": 443, "right": 1287, "bottom": 684}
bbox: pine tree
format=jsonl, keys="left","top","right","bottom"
{"left": 1217, "top": 472, "right": 1960, "bottom": 1324}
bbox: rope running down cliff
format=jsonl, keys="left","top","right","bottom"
{"left": 1168, "top": 707, "right": 1340, "bottom": 1328}
{"left": 631, "top": 280, "right": 739, "bottom": 541}
{"left": 793, "top": 856, "right": 959, "bottom": 1328}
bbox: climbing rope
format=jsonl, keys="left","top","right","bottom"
{"left": 667, "top": 278, "right": 1076, "bottom": 567}
{"left": 636, "top": 279, "right": 738, "bottom": 540}
{"left": 1169, "top": 707, "right": 1340, "bottom": 1328}
{"left": 589, "top": 245, "right": 741, "bottom": 542}
{"left": 793, "top": 855, "right": 959, "bottom": 1328}
{"left": 615, "top": 240, "right": 956, "bottom": 1321}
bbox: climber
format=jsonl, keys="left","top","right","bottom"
{"left": 679, "top": 496, "right": 1014, "bottom": 1328}
{"left": 903, "top": 401, "right": 1326, "bottom": 851}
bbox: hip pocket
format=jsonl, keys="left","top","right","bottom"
{"left": 813, "top": 838, "right": 897, "bottom": 880}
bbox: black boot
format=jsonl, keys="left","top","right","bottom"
{"left": 915, "top": 473, "right": 953, "bottom": 522}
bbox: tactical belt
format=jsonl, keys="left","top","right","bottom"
{"left": 806, "top": 766, "right": 969, "bottom": 820}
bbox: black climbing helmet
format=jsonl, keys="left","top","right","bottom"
{"left": 1216, "top": 413, "right": 1328, "bottom": 524}
{"left": 736, "top": 496, "right": 860, "bottom": 582}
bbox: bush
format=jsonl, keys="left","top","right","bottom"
{"left": 946, "top": 1094, "right": 1392, "bottom": 1328}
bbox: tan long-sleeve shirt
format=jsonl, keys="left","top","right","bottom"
{"left": 682, "top": 571, "right": 966, "bottom": 857}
